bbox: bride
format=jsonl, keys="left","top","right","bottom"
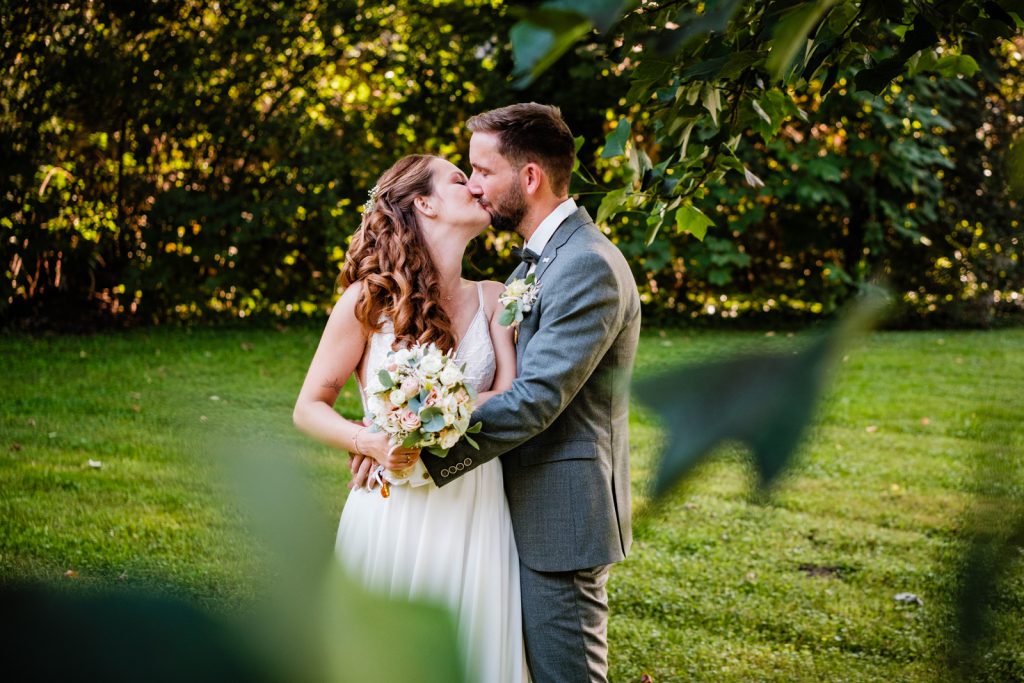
{"left": 293, "top": 154, "right": 529, "bottom": 682}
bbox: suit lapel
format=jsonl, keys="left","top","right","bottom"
{"left": 532, "top": 207, "right": 590, "bottom": 283}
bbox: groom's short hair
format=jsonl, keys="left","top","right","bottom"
{"left": 467, "top": 103, "right": 575, "bottom": 196}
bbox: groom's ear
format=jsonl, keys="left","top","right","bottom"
{"left": 522, "top": 163, "right": 545, "bottom": 196}
{"left": 413, "top": 196, "right": 437, "bottom": 218}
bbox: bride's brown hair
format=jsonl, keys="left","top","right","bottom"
{"left": 340, "top": 154, "right": 456, "bottom": 351}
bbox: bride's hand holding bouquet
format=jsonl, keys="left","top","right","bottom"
{"left": 363, "top": 342, "right": 482, "bottom": 491}
{"left": 352, "top": 427, "right": 421, "bottom": 473}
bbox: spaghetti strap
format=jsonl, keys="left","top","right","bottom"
{"left": 475, "top": 280, "right": 485, "bottom": 310}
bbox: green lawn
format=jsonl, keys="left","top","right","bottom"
{"left": 2, "top": 326, "right": 1022, "bottom": 681}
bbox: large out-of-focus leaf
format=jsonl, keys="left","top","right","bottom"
{"left": 653, "top": 0, "right": 746, "bottom": 54}
{"left": 546, "top": 0, "right": 632, "bottom": 32}
{"left": 636, "top": 288, "right": 887, "bottom": 498}
{"left": 954, "top": 515, "right": 1024, "bottom": 679}
{"left": 0, "top": 584, "right": 280, "bottom": 683}
{"left": 511, "top": 8, "right": 593, "bottom": 87}
{"left": 951, "top": 408, "right": 1024, "bottom": 681}
{"left": 511, "top": 0, "right": 634, "bottom": 86}
{"left": 224, "top": 443, "right": 465, "bottom": 683}
{"left": 765, "top": 1, "right": 837, "bottom": 82}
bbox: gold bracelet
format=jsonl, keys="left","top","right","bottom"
{"left": 353, "top": 427, "right": 366, "bottom": 456}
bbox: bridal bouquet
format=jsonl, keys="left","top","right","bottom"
{"left": 364, "top": 342, "right": 482, "bottom": 459}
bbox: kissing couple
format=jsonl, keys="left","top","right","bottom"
{"left": 294, "top": 103, "right": 641, "bottom": 682}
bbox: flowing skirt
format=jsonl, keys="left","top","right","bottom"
{"left": 335, "top": 460, "right": 529, "bottom": 683}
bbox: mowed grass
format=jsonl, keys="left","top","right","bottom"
{"left": 1, "top": 325, "right": 1022, "bottom": 681}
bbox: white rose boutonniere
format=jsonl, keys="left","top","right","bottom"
{"left": 498, "top": 274, "right": 540, "bottom": 327}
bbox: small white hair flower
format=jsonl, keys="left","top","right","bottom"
{"left": 363, "top": 184, "right": 379, "bottom": 213}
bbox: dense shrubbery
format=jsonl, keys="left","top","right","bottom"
{"left": 2, "top": 1, "right": 1021, "bottom": 329}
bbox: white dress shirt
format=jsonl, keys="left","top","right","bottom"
{"left": 524, "top": 198, "right": 577, "bottom": 274}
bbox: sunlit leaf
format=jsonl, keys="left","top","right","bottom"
{"left": 675, "top": 204, "right": 714, "bottom": 240}
{"left": 751, "top": 99, "right": 772, "bottom": 124}
{"left": 596, "top": 186, "right": 629, "bottom": 224}
{"left": 932, "top": 54, "right": 981, "bottom": 78}
{"left": 601, "top": 118, "right": 631, "bottom": 158}
{"left": 701, "top": 85, "right": 721, "bottom": 126}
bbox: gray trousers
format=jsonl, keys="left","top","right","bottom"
{"left": 520, "top": 562, "right": 611, "bottom": 683}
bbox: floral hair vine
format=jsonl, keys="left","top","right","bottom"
{"left": 363, "top": 184, "right": 380, "bottom": 213}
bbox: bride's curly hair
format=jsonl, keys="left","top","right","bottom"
{"left": 339, "top": 154, "right": 456, "bottom": 351}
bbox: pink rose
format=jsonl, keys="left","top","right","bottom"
{"left": 423, "top": 388, "right": 441, "bottom": 407}
{"left": 400, "top": 410, "right": 421, "bottom": 431}
{"left": 400, "top": 377, "right": 420, "bottom": 396}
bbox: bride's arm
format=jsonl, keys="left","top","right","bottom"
{"left": 477, "top": 280, "right": 516, "bottom": 405}
{"left": 292, "top": 281, "right": 415, "bottom": 470}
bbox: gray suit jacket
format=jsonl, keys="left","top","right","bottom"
{"left": 421, "top": 207, "right": 641, "bottom": 573}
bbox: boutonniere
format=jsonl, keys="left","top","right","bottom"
{"left": 498, "top": 274, "right": 540, "bottom": 327}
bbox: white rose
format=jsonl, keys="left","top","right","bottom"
{"left": 440, "top": 429, "right": 460, "bottom": 449}
{"left": 419, "top": 354, "right": 443, "bottom": 375}
{"left": 442, "top": 394, "right": 460, "bottom": 420}
{"left": 389, "top": 388, "right": 407, "bottom": 406}
{"left": 504, "top": 280, "right": 527, "bottom": 298}
{"left": 366, "top": 394, "right": 386, "bottom": 417}
{"left": 393, "top": 348, "right": 413, "bottom": 365}
{"left": 439, "top": 364, "right": 463, "bottom": 386}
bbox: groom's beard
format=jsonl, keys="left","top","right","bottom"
{"left": 487, "top": 182, "right": 527, "bottom": 234}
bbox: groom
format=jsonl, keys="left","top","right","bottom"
{"left": 426, "top": 103, "right": 640, "bottom": 682}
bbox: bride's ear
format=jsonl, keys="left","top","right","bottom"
{"left": 413, "top": 196, "right": 437, "bottom": 219}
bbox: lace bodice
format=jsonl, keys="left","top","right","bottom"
{"left": 360, "top": 282, "right": 496, "bottom": 400}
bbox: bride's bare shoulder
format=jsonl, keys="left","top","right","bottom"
{"left": 328, "top": 280, "right": 365, "bottom": 322}
{"left": 478, "top": 280, "right": 506, "bottom": 317}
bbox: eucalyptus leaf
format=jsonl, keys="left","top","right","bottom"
{"left": 498, "top": 306, "right": 517, "bottom": 327}
{"left": 422, "top": 413, "right": 447, "bottom": 433}
{"left": 378, "top": 369, "right": 395, "bottom": 389}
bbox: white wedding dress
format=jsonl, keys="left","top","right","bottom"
{"left": 335, "top": 282, "right": 530, "bottom": 683}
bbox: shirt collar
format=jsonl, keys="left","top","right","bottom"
{"left": 525, "top": 198, "right": 577, "bottom": 257}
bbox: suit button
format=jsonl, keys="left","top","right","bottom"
{"left": 441, "top": 468, "right": 449, "bottom": 477}
{"left": 463, "top": 458, "right": 472, "bottom": 466}
{"left": 455, "top": 462, "right": 464, "bottom": 471}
